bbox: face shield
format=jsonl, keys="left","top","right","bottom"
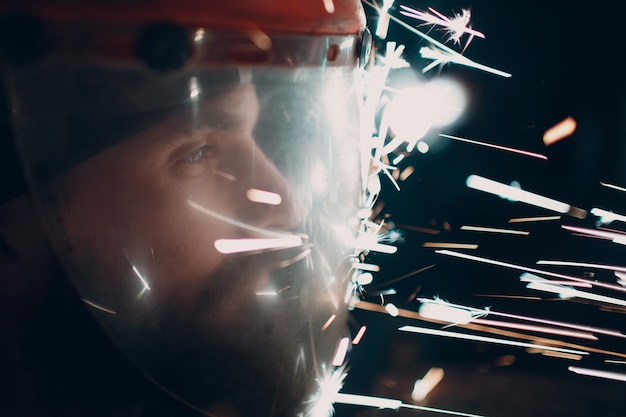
{"left": 4, "top": 24, "right": 363, "bottom": 417}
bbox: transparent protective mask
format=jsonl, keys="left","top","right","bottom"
{"left": 5, "top": 31, "right": 363, "bottom": 417}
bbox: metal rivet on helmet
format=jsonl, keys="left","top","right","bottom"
{"left": 358, "top": 27, "right": 372, "bottom": 68}
{"left": 135, "top": 22, "right": 191, "bottom": 73}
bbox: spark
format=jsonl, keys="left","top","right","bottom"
{"left": 355, "top": 272, "right": 374, "bottom": 286}
{"left": 353, "top": 262, "right": 380, "bottom": 272}
{"left": 361, "top": 0, "right": 511, "bottom": 78}
{"left": 392, "top": 154, "right": 405, "bottom": 164}
{"left": 568, "top": 366, "right": 626, "bottom": 382}
{"left": 349, "top": 231, "right": 398, "bottom": 254}
{"left": 543, "top": 116, "right": 577, "bottom": 146}
{"left": 591, "top": 207, "right": 626, "bottom": 225}
{"left": 477, "top": 294, "right": 542, "bottom": 300}
{"left": 537, "top": 259, "right": 626, "bottom": 273}
{"left": 308, "top": 367, "right": 347, "bottom": 417}
{"left": 189, "top": 200, "right": 304, "bottom": 238}
{"left": 81, "top": 298, "right": 116, "bottom": 314}
{"left": 399, "top": 166, "right": 415, "bottom": 181}
{"left": 214, "top": 236, "right": 303, "bottom": 254}
{"left": 399, "top": 5, "right": 485, "bottom": 50}
{"left": 470, "top": 318, "right": 597, "bottom": 341}
{"left": 193, "top": 28, "right": 205, "bottom": 42}
{"left": 411, "top": 367, "right": 445, "bottom": 402}
{"left": 332, "top": 337, "right": 351, "bottom": 366}
{"left": 357, "top": 301, "right": 626, "bottom": 359}
{"left": 385, "top": 303, "right": 399, "bottom": 316}
{"left": 419, "top": 45, "right": 512, "bottom": 77}
{"left": 188, "top": 76, "right": 200, "bottom": 99}
{"left": 212, "top": 167, "right": 236, "bottom": 181}
{"left": 537, "top": 261, "right": 626, "bottom": 292}
{"left": 374, "top": 0, "right": 395, "bottom": 39}
{"left": 321, "top": 314, "right": 337, "bottom": 331}
{"left": 525, "top": 277, "right": 626, "bottom": 307}
{"left": 424, "top": 242, "right": 478, "bottom": 249}
{"left": 508, "top": 215, "right": 561, "bottom": 223}
{"left": 255, "top": 290, "right": 277, "bottom": 296}
{"left": 440, "top": 133, "right": 548, "bottom": 160}
{"left": 562, "top": 224, "right": 626, "bottom": 244}
{"left": 600, "top": 181, "right": 626, "bottom": 193}
{"left": 519, "top": 275, "right": 591, "bottom": 288}
{"left": 418, "top": 298, "right": 605, "bottom": 340}
{"left": 333, "top": 393, "right": 485, "bottom": 417}
{"left": 132, "top": 265, "right": 151, "bottom": 294}
{"left": 399, "top": 325, "right": 589, "bottom": 356}
{"left": 461, "top": 225, "right": 529, "bottom": 235}
{"left": 352, "top": 326, "right": 367, "bottom": 345}
{"left": 481, "top": 302, "right": 626, "bottom": 339}
{"left": 540, "top": 351, "right": 583, "bottom": 361}
{"left": 246, "top": 188, "right": 282, "bottom": 205}
{"left": 436, "top": 250, "right": 605, "bottom": 289}
{"left": 418, "top": 300, "right": 479, "bottom": 325}
{"left": 466, "top": 175, "right": 587, "bottom": 218}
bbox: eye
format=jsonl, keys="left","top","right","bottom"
{"left": 185, "top": 144, "right": 215, "bottom": 164}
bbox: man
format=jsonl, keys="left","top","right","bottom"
{"left": 0, "top": 1, "right": 368, "bottom": 416}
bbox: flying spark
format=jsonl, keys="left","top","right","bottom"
{"left": 399, "top": 325, "right": 589, "bottom": 356}
{"left": 600, "top": 181, "right": 626, "bottom": 193}
{"left": 466, "top": 175, "right": 586, "bottom": 218}
{"left": 461, "top": 225, "right": 529, "bottom": 235}
{"left": 440, "top": 133, "right": 547, "bottom": 160}
{"left": 214, "top": 236, "right": 303, "bottom": 254}
{"left": 568, "top": 366, "right": 626, "bottom": 382}
{"left": 543, "top": 116, "right": 577, "bottom": 146}
{"left": 246, "top": 188, "right": 282, "bottom": 205}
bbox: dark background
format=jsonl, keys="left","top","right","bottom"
{"left": 340, "top": 1, "right": 626, "bottom": 416}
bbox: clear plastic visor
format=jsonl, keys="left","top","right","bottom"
{"left": 7, "top": 56, "right": 362, "bottom": 416}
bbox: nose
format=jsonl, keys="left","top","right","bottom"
{"left": 233, "top": 142, "right": 306, "bottom": 232}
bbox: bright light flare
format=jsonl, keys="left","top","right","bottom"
{"left": 385, "top": 303, "right": 399, "bottom": 317}
{"left": 461, "top": 225, "right": 529, "bottom": 235}
{"left": 600, "top": 181, "right": 626, "bottom": 193}
{"left": 399, "top": 325, "right": 589, "bottom": 356}
{"left": 352, "top": 326, "right": 367, "bottom": 345}
{"left": 418, "top": 300, "right": 475, "bottom": 324}
{"left": 424, "top": 242, "right": 478, "bottom": 249}
{"left": 441, "top": 133, "right": 547, "bottom": 160}
{"left": 387, "top": 80, "right": 466, "bottom": 144}
{"left": 537, "top": 259, "right": 626, "bottom": 274}
{"left": 411, "top": 367, "right": 445, "bottom": 402}
{"left": 543, "top": 116, "right": 576, "bottom": 146}
{"left": 509, "top": 215, "right": 561, "bottom": 223}
{"left": 246, "top": 188, "right": 282, "bottom": 205}
{"left": 591, "top": 207, "right": 626, "bottom": 225}
{"left": 332, "top": 337, "right": 351, "bottom": 366}
{"left": 466, "top": 175, "right": 586, "bottom": 218}
{"left": 568, "top": 366, "right": 626, "bottom": 382}
{"left": 525, "top": 276, "right": 626, "bottom": 307}
{"left": 214, "top": 236, "right": 302, "bottom": 254}
{"left": 132, "top": 265, "right": 151, "bottom": 293}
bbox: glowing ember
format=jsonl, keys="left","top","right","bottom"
{"left": 543, "top": 116, "right": 577, "bottom": 146}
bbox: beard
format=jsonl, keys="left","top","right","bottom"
{"left": 115, "top": 246, "right": 348, "bottom": 417}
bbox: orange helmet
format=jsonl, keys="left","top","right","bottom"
{"left": 1, "top": 1, "right": 368, "bottom": 416}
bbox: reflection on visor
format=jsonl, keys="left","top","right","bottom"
{"left": 7, "top": 56, "right": 362, "bottom": 416}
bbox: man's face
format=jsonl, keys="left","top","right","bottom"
{"left": 57, "top": 81, "right": 355, "bottom": 416}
